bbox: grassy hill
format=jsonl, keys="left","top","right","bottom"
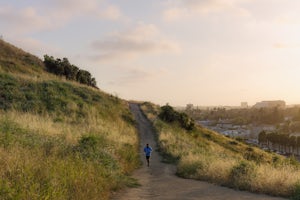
{"left": 0, "top": 39, "right": 44, "bottom": 75}
{"left": 0, "top": 40, "right": 140, "bottom": 199}
{"left": 140, "top": 102, "right": 300, "bottom": 198}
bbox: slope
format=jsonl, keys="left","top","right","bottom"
{"left": 0, "top": 40, "right": 140, "bottom": 199}
{"left": 0, "top": 39, "right": 44, "bottom": 75}
{"left": 139, "top": 102, "right": 300, "bottom": 198}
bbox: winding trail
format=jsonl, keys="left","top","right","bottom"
{"left": 112, "top": 104, "right": 287, "bottom": 200}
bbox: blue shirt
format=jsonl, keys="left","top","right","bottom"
{"left": 144, "top": 146, "right": 152, "bottom": 156}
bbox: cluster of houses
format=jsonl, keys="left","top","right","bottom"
{"left": 197, "top": 120, "right": 276, "bottom": 142}
{"left": 190, "top": 100, "right": 300, "bottom": 157}
{"left": 194, "top": 100, "right": 286, "bottom": 140}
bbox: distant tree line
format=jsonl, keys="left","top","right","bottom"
{"left": 159, "top": 104, "right": 195, "bottom": 131}
{"left": 43, "top": 55, "right": 97, "bottom": 88}
{"left": 258, "top": 131, "right": 300, "bottom": 154}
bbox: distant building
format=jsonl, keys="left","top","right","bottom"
{"left": 241, "top": 102, "right": 248, "bottom": 108}
{"left": 253, "top": 100, "right": 286, "bottom": 109}
{"left": 186, "top": 104, "right": 194, "bottom": 111}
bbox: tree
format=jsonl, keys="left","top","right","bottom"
{"left": 61, "top": 57, "right": 73, "bottom": 80}
{"left": 44, "top": 55, "right": 57, "bottom": 74}
{"left": 159, "top": 104, "right": 195, "bottom": 131}
{"left": 281, "top": 134, "right": 289, "bottom": 153}
{"left": 43, "top": 55, "right": 98, "bottom": 88}
{"left": 179, "top": 113, "right": 195, "bottom": 131}
{"left": 289, "top": 136, "right": 297, "bottom": 155}
{"left": 297, "top": 136, "right": 300, "bottom": 155}
{"left": 77, "top": 70, "right": 92, "bottom": 85}
{"left": 159, "top": 105, "right": 178, "bottom": 123}
{"left": 290, "top": 122, "right": 300, "bottom": 133}
{"left": 258, "top": 131, "right": 267, "bottom": 147}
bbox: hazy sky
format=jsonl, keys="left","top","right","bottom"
{"left": 1, "top": 0, "right": 300, "bottom": 106}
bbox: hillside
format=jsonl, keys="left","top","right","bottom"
{"left": 0, "top": 41, "right": 140, "bottom": 199}
{"left": 0, "top": 39, "right": 45, "bottom": 75}
{"left": 140, "top": 102, "right": 300, "bottom": 198}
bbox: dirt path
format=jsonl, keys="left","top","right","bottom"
{"left": 112, "top": 103, "right": 287, "bottom": 200}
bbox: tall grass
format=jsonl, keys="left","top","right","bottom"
{"left": 140, "top": 102, "right": 300, "bottom": 198}
{"left": 0, "top": 107, "right": 139, "bottom": 199}
{"left": 0, "top": 70, "right": 140, "bottom": 199}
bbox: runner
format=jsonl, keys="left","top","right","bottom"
{"left": 143, "top": 143, "right": 152, "bottom": 167}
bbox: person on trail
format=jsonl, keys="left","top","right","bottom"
{"left": 144, "top": 144, "right": 152, "bottom": 167}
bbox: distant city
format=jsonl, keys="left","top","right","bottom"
{"left": 180, "top": 100, "right": 300, "bottom": 156}
{"left": 177, "top": 100, "right": 300, "bottom": 111}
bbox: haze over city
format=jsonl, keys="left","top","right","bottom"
{"left": 1, "top": 0, "right": 300, "bottom": 106}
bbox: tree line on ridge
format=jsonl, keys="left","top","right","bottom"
{"left": 43, "top": 55, "right": 97, "bottom": 88}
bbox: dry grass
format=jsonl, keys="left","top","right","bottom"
{"left": 254, "top": 164, "right": 300, "bottom": 196}
{"left": 0, "top": 107, "right": 139, "bottom": 199}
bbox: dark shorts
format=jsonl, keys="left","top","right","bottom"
{"left": 146, "top": 156, "right": 150, "bottom": 160}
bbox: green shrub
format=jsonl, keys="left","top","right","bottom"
{"left": 230, "top": 160, "right": 257, "bottom": 190}
{"left": 292, "top": 183, "right": 300, "bottom": 200}
{"left": 158, "top": 104, "right": 195, "bottom": 131}
{"left": 243, "top": 151, "right": 264, "bottom": 163}
{"left": 177, "top": 160, "right": 204, "bottom": 178}
{"left": 158, "top": 105, "right": 179, "bottom": 123}
{"left": 78, "top": 135, "right": 100, "bottom": 151}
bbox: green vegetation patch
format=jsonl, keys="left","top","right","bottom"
{"left": 0, "top": 73, "right": 127, "bottom": 122}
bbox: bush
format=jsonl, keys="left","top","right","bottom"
{"left": 179, "top": 113, "right": 195, "bottom": 131}
{"left": 78, "top": 135, "right": 99, "bottom": 151}
{"left": 177, "top": 160, "right": 204, "bottom": 178}
{"left": 158, "top": 104, "right": 195, "bottom": 131}
{"left": 158, "top": 105, "right": 179, "bottom": 123}
{"left": 292, "top": 183, "right": 300, "bottom": 200}
{"left": 230, "top": 161, "right": 257, "bottom": 190}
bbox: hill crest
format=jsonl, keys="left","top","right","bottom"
{"left": 0, "top": 39, "right": 44, "bottom": 74}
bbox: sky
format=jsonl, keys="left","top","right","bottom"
{"left": 1, "top": 0, "right": 300, "bottom": 107}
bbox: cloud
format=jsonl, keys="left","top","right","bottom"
{"left": 98, "top": 5, "right": 122, "bottom": 20}
{"left": 90, "top": 23, "right": 181, "bottom": 62}
{"left": 108, "top": 68, "right": 152, "bottom": 86}
{"left": 273, "top": 43, "right": 289, "bottom": 49}
{"left": 0, "top": 0, "right": 124, "bottom": 36}
{"left": 273, "top": 43, "right": 300, "bottom": 49}
{"left": 51, "top": 0, "right": 123, "bottom": 21}
{"left": 275, "top": 15, "right": 300, "bottom": 25}
{"left": 107, "top": 65, "right": 168, "bottom": 86}
{"left": 0, "top": 6, "right": 55, "bottom": 35}
{"left": 163, "top": 0, "right": 251, "bottom": 21}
